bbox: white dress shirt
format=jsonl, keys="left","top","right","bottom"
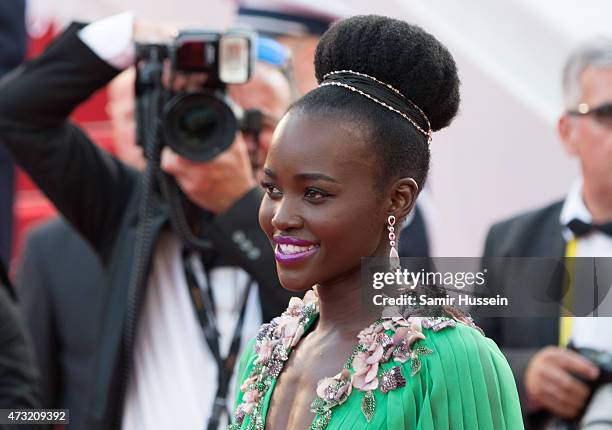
{"left": 121, "top": 233, "right": 261, "bottom": 430}
{"left": 560, "top": 180, "right": 612, "bottom": 352}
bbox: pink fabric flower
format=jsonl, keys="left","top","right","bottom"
{"left": 256, "top": 338, "right": 276, "bottom": 364}
{"left": 316, "top": 377, "right": 335, "bottom": 399}
{"left": 367, "top": 344, "right": 384, "bottom": 363}
{"left": 357, "top": 320, "right": 386, "bottom": 350}
{"left": 286, "top": 297, "right": 305, "bottom": 316}
{"left": 352, "top": 364, "right": 379, "bottom": 391}
{"left": 394, "top": 327, "right": 425, "bottom": 347}
{"left": 240, "top": 401, "right": 255, "bottom": 414}
{"left": 359, "top": 333, "right": 377, "bottom": 349}
{"left": 243, "top": 389, "right": 260, "bottom": 404}
{"left": 303, "top": 289, "right": 318, "bottom": 307}
{"left": 281, "top": 336, "right": 293, "bottom": 350}
{"left": 352, "top": 352, "right": 369, "bottom": 375}
{"left": 382, "top": 316, "right": 412, "bottom": 331}
{"left": 291, "top": 324, "right": 305, "bottom": 347}
{"left": 391, "top": 326, "right": 426, "bottom": 363}
{"left": 240, "top": 375, "right": 258, "bottom": 392}
{"left": 235, "top": 404, "right": 246, "bottom": 421}
{"left": 409, "top": 318, "right": 423, "bottom": 333}
{"left": 275, "top": 315, "right": 299, "bottom": 339}
{"left": 316, "top": 369, "right": 352, "bottom": 404}
{"left": 352, "top": 351, "right": 380, "bottom": 391}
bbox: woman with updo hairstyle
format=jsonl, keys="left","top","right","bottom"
{"left": 228, "top": 15, "right": 523, "bottom": 430}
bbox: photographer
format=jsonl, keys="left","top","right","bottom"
{"left": 0, "top": 12, "right": 293, "bottom": 430}
{"left": 479, "top": 37, "right": 612, "bottom": 429}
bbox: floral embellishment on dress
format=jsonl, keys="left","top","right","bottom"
{"left": 379, "top": 366, "right": 406, "bottom": 393}
{"left": 421, "top": 315, "right": 457, "bottom": 332}
{"left": 309, "top": 369, "right": 353, "bottom": 429}
{"left": 443, "top": 305, "right": 485, "bottom": 335}
{"left": 229, "top": 289, "right": 319, "bottom": 430}
{"left": 389, "top": 322, "right": 434, "bottom": 376}
{"left": 309, "top": 315, "right": 440, "bottom": 426}
{"left": 361, "top": 390, "right": 376, "bottom": 423}
{"left": 315, "top": 369, "right": 353, "bottom": 407}
{"left": 352, "top": 349, "right": 380, "bottom": 391}
{"left": 229, "top": 289, "right": 478, "bottom": 430}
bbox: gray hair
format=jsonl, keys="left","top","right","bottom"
{"left": 562, "top": 37, "right": 612, "bottom": 110}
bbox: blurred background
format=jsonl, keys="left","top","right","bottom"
{"left": 11, "top": 0, "right": 612, "bottom": 266}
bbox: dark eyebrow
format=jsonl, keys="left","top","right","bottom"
{"left": 263, "top": 169, "right": 339, "bottom": 184}
{"left": 295, "top": 173, "right": 339, "bottom": 183}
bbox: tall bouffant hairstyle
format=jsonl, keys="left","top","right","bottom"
{"left": 290, "top": 15, "right": 461, "bottom": 191}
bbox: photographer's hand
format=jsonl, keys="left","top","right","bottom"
{"left": 133, "top": 19, "right": 177, "bottom": 44}
{"left": 160, "top": 133, "right": 256, "bottom": 214}
{"left": 525, "top": 346, "right": 599, "bottom": 418}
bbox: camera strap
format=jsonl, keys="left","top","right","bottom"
{"left": 182, "top": 250, "right": 254, "bottom": 430}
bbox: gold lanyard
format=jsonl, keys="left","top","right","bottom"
{"left": 558, "top": 238, "right": 578, "bottom": 346}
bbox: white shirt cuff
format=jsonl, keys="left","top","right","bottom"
{"left": 78, "top": 11, "right": 136, "bottom": 70}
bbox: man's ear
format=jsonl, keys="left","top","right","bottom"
{"left": 559, "top": 114, "right": 580, "bottom": 156}
{"left": 386, "top": 177, "right": 419, "bottom": 220}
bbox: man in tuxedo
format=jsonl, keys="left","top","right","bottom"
{"left": 480, "top": 38, "right": 612, "bottom": 429}
{"left": 2, "top": 14, "right": 293, "bottom": 430}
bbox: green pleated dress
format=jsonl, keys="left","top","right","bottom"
{"left": 228, "top": 290, "right": 524, "bottom": 430}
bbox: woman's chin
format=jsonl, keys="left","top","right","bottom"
{"left": 278, "top": 274, "right": 315, "bottom": 294}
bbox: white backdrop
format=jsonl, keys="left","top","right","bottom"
{"left": 26, "top": 0, "right": 612, "bottom": 256}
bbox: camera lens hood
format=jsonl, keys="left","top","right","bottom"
{"left": 163, "top": 91, "right": 237, "bottom": 162}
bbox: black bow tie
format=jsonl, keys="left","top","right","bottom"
{"left": 567, "top": 219, "right": 612, "bottom": 237}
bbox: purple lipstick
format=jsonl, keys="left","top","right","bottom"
{"left": 273, "top": 236, "right": 320, "bottom": 264}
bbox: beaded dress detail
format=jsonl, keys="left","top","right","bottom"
{"left": 227, "top": 288, "right": 493, "bottom": 430}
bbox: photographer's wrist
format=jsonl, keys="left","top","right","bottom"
{"left": 211, "top": 180, "right": 257, "bottom": 215}
{"left": 211, "top": 186, "right": 262, "bottom": 228}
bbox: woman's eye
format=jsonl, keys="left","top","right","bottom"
{"left": 261, "top": 182, "right": 282, "bottom": 198}
{"left": 304, "top": 188, "right": 329, "bottom": 201}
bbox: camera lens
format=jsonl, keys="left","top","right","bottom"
{"left": 163, "top": 92, "right": 237, "bottom": 162}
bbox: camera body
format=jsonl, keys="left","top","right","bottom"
{"left": 560, "top": 344, "right": 612, "bottom": 427}
{"left": 135, "top": 29, "right": 257, "bottom": 161}
{"left": 572, "top": 346, "right": 612, "bottom": 386}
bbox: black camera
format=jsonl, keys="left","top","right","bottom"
{"left": 571, "top": 345, "right": 612, "bottom": 387}
{"left": 135, "top": 29, "right": 259, "bottom": 161}
{"left": 559, "top": 344, "right": 612, "bottom": 427}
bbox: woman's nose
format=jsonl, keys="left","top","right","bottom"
{"left": 270, "top": 198, "right": 303, "bottom": 231}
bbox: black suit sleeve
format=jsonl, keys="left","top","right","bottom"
{"left": 479, "top": 223, "right": 540, "bottom": 420}
{"left": 207, "top": 187, "right": 292, "bottom": 322}
{"left": 16, "top": 232, "right": 60, "bottom": 410}
{"left": 0, "top": 24, "right": 137, "bottom": 261}
{"left": 477, "top": 224, "right": 503, "bottom": 340}
{"left": 0, "top": 287, "right": 40, "bottom": 410}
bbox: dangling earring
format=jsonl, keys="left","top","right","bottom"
{"left": 387, "top": 215, "right": 401, "bottom": 271}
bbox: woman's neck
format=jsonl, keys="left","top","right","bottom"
{"left": 583, "top": 177, "right": 612, "bottom": 223}
{"left": 315, "top": 271, "right": 376, "bottom": 336}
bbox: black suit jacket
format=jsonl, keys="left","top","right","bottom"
{"left": 0, "top": 258, "right": 40, "bottom": 414}
{"left": 0, "top": 0, "right": 26, "bottom": 263}
{"left": 0, "top": 24, "right": 292, "bottom": 429}
{"left": 479, "top": 200, "right": 566, "bottom": 429}
{"left": 17, "top": 219, "right": 108, "bottom": 429}
{"left": 0, "top": 0, "right": 26, "bottom": 74}
{"left": 399, "top": 204, "right": 430, "bottom": 258}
